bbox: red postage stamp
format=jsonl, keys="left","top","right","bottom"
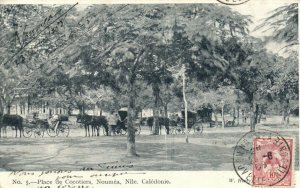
{"left": 253, "top": 137, "right": 293, "bottom": 186}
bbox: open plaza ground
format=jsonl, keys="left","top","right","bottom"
{"left": 0, "top": 122, "right": 298, "bottom": 172}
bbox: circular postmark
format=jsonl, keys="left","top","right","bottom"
{"left": 233, "top": 129, "right": 293, "bottom": 186}
{"left": 216, "top": 0, "right": 250, "bottom": 5}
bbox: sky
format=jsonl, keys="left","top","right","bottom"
{"left": 229, "top": 1, "right": 286, "bottom": 37}
{"left": 225, "top": 1, "right": 296, "bottom": 55}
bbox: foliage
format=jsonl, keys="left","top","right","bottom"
{"left": 256, "top": 4, "right": 298, "bottom": 44}
{"left": 0, "top": 4, "right": 298, "bottom": 152}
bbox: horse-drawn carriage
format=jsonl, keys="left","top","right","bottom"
{"left": 170, "top": 111, "right": 204, "bottom": 135}
{"left": 103, "top": 108, "right": 141, "bottom": 136}
{"left": 23, "top": 113, "right": 70, "bottom": 138}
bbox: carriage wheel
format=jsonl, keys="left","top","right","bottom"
{"left": 135, "top": 125, "right": 141, "bottom": 135}
{"left": 193, "top": 124, "right": 203, "bottom": 135}
{"left": 34, "top": 128, "right": 44, "bottom": 138}
{"left": 121, "top": 129, "right": 127, "bottom": 135}
{"left": 119, "top": 128, "right": 127, "bottom": 135}
{"left": 47, "top": 127, "right": 57, "bottom": 137}
{"left": 23, "top": 127, "right": 33, "bottom": 138}
{"left": 115, "top": 127, "right": 127, "bottom": 136}
{"left": 113, "top": 127, "right": 121, "bottom": 136}
{"left": 175, "top": 127, "right": 184, "bottom": 134}
{"left": 57, "top": 124, "right": 70, "bottom": 137}
{"left": 169, "top": 127, "right": 176, "bottom": 134}
{"left": 186, "top": 128, "right": 192, "bottom": 134}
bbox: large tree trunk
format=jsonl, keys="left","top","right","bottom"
{"left": 250, "top": 101, "right": 259, "bottom": 132}
{"left": 127, "top": 83, "right": 137, "bottom": 157}
{"left": 282, "top": 99, "right": 290, "bottom": 125}
{"left": 233, "top": 107, "right": 236, "bottom": 121}
{"left": 164, "top": 105, "right": 168, "bottom": 119}
{"left": 257, "top": 108, "right": 262, "bottom": 124}
{"left": 255, "top": 104, "right": 259, "bottom": 125}
{"left": 236, "top": 90, "right": 240, "bottom": 126}
{"left": 152, "top": 83, "right": 160, "bottom": 135}
{"left": 250, "top": 107, "right": 255, "bottom": 131}
{"left": 164, "top": 104, "right": 169, "bottom": 134}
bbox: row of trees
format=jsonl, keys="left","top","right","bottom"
{"left": 0, "top": 4, "right": 298, "bottom": 156}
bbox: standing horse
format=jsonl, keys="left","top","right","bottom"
{"left": 90, "top": 116, "right": 108, "bottom": 136}
{"left": 76, "top": 114, "right": 108, "bottom": 137}
{"left": 146, "top": 117, "right": 175, "bottom": 134}
{"left": 76, "top": 114, "right": 93, "bottom": 137}
{"left": 0, "top": 114, "right": 23, "bottom": 138}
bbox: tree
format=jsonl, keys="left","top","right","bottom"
{"left": 234, "top": 45, "right": 277, "bottom": 131}
{"left": 140, "top": 21, "right": 174, "bottom": 135}
{"left": 1, "top": 4, "right": 256, "bottom": 153}
{"left": 256, "top": 3, "right": 298, "bottom": 51}
{"left": 271, "top": 53, "right": 298, "bottom": 125}
{"left": 80, "top": 5, "right": 148, "bottom": 156}
{"left": 255, "top": 4, "right": 299, "bottom": 125}
{"left": 0, "top": 4, "right": 82, "bottom": 116}
{"left": 0, "top": 5, "right": 41, "bottom": 115}
{"left": 77, "top": 5, "right": 176, "bottom": 152}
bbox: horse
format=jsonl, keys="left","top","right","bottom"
{"left": 146, "top": 117, "right": 176, "bottom": 134}
{"left": 76, "top": 114, "right": 108, "bottom": 137}
{"left": 0, "top": 114, "right": 23, "bottom": 138}
{"left": 90, "top": 116, "right": 108, "bottom": 136}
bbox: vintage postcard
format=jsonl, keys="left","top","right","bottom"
{"left": 0, "top": 0, "right": 299, "bottom": 187}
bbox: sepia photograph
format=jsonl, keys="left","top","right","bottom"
{"left": 0, "top": 0, "right": 298, "bottom": 187}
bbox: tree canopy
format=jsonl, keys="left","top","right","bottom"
{"left": 0, "top": 3, "right": 298, "bottom": 155}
